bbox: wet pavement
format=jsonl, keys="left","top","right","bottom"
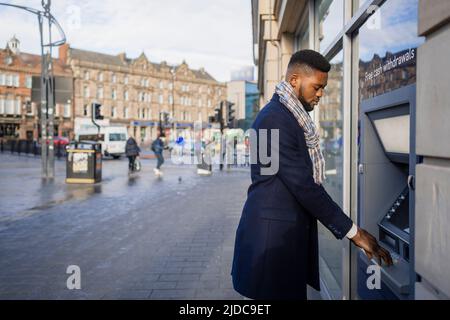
{"left": 0, "top": 153, "right": 251, "bottom": 299}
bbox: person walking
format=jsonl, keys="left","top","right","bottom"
{"left": 125, "top": 136, "right": 140, "bottom": 173}
{"left": 151, "top": 134, "right": 165, "bottom": 176}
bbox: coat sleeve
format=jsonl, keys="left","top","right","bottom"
{"left": 258, "top": 112, "right": 353, "bottom": 239}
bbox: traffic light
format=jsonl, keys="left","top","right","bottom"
{"left": 93, "top": 103, "right": 103, "bottom": 120}
{"left": 214, "top": 107, "right": 222, "bottom": 123}
{"left": 163, "top": 112, "right": 170, "bottom": 126}
{"left": 226, "top": 101, "right": 235, "bottom": 128}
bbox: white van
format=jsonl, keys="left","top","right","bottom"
{"left": 76, "top": 124, "right": 128, "bottom": 159}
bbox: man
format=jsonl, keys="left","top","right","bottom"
{"left": 125, "top": 136, "right": 140, "bottom": 173}
{"left": 231, "top": 50, "right": 393, "bottom": 300}
{"left": 151, "top": 134, "right": 165, "bottom": 176}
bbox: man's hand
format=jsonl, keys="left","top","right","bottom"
{"left": 350, "top": 227, "right": 394, "bottom": 267}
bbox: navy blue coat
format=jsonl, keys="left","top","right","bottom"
{"left": 231, "top": 94, "right": 353, "bottom": 300}
{"left": 125, "top": 138, "right": 140, "bottom": 156}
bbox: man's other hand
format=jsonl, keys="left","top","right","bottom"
{"left": 351, "top": 227, "right": 394, "bottom": 266}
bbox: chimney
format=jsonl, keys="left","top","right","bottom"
{"left": 59, "top": 43, "right": 69, "bottom": 63}
{"left": 117, "top": 52, "right": 127, "bottom": 62}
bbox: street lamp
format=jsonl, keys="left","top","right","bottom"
{"left": 0, "top": 0, "right": 66, "bottom": 179}
{"left": 170, "top": 67, "right": 176, "bottom": 142}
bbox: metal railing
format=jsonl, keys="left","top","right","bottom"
{"left": 0, "top": 139, "right": 67, "bottom": 159}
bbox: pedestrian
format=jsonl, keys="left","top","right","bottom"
{"left": 125, "top": 136, "right": 140, "bottom": 173}
{"left": 231, "top": 50, "right": 393, "bottom": 300}
{"left": 151, "top": 133, "right": 166, "bottom": 176}
{"left": 244, "top": 136, "right": 250, "bottom": 167}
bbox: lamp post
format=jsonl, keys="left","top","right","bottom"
{"left": 170, "top": 67, "right": 176, "bottom": 142}
{"left": 0, "top": 0, "right": 66, "bottom": 179}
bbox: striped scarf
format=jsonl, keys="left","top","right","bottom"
{"left": 275, "top": 81, "right": 325, "bottom": 185}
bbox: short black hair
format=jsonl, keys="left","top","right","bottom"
{"left": 288, "top": 50, "right": 331, "bottom": 73}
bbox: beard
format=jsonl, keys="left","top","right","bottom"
{"left": 298, "top": 84, "right": 314, "bottom": 112}
{"left": 300, "top": 97, "right": 314, "bottom": 112}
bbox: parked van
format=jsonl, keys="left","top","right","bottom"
{"left": 76, "top": 124, "right": 128, "bottom": 159}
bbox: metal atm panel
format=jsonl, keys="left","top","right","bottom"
{"left": 358, "top": 84, "right": 417, "bottom": 300}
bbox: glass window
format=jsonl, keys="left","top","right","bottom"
{"left": 297, "top": 21, "right": 310, "bottom": 50}
{"left": 98, "top": 72, "right": 103, "bottom": 81}
{"left": 159, "top": 95, "right": 164, "bottom": 104}
{"left": 0, "top": 73, "right": 5, "bottom": 86}
{"left": 0, "top": 98, "right": 5, "bottom": 114}
{"left": 140, "top": 127, "right": 146, "bottom": 140}
{"left": 111, "top": 106, "right": 116, "bottom": 118}
{"left": 317, "top": 0, "right": 344, "bottom": 53}
{"left": 25, "top": 100, "right": 33, "bottom": 115}
{"left": 124, "top": 76, "right": 129, "bottom": 85}
{"left": 109, "top": 133, "right": 126, "bottom": 141}
{"left": 124, "top": 90, "right": 129, "bottom": 101}
{"left": 6, "top": 74, "right": 13, "bottom": 86}
{"left": 358, "top": 0, "right": 370, "bottom": 9}
{"left": 83, "top": 104, "right": 88, "bottom": 116}
{"left": 83, "top": 86, "right": 90, "bottom": 98}
{"left": 64, "top": 103, "right": 70, "bottom": 118}
{"left": 5, "top": 99, "right": 14, "bottom": 114}
{"left": 13, "top": 75, "right": 19, "bottom": 87}
{"left": 358, "top": 0, "right": 425, "bottom": 101}
{"left": 112, "top": 89, "right": 117, "bottom": 100}
{"left": 26, "top": 76, "right": 32, "bottom": 89}
{"left": 316, "top": 50, "right": 345, "bottom": 299}
{"left": 124, "top": 107, "right": 129, "bottom": 119}
{"left": 84, "top": 71, "right": 90, "bottom": 80}
{"left": 15, "top": 98, "right": 21, "bottom": 114}
{"left": 112, "top": 73, "right": 117, "bottom": 83}
{"left": 97, "top": 87, "right": 103, "bottom": 99}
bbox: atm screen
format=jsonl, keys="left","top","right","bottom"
{"left": 373, "top": 115, "right": 410, "bottom": 154}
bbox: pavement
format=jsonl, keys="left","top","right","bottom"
{"left": 0, "top": 152, "right": 251, "bottom": 299}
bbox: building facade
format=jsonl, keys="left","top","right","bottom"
{"left": 59, "top": 44, "right": 226, "bottom": 146}
{"left": 252, "top": 0, "right": 450, "bottom": 300}
{"left": 226, "top": 80, "right": 259, "bottom": 131}
{"left": 0, "top": 36, "right": 73, "bottom": 141}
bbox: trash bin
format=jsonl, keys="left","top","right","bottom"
{"left": 66, "top": 141, "right": 102, "bottom": 184}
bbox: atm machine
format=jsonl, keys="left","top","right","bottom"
{"left": 357, "top": 84, "right": 419, "bottom": 300}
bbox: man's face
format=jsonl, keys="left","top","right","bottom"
{"left": 288, "top": 69, "right": 328, "bottom": 112}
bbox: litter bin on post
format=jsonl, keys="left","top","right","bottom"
{"left": 66, "top": 141, "right": 102, "bottom": 184}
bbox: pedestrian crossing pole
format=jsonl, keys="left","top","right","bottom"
{"left": 0, "top": 1, "right": 67, "bottom": 179}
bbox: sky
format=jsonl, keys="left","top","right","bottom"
{"left": 0, "top": 0, "right": 254, "bottom": 82}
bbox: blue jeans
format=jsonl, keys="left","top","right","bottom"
{"left": 156, "top": 153, "right": 164, "bottom": 169}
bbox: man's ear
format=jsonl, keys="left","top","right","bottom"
{"left": 288, "top": 73, "right": 300, "bottom": 88}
